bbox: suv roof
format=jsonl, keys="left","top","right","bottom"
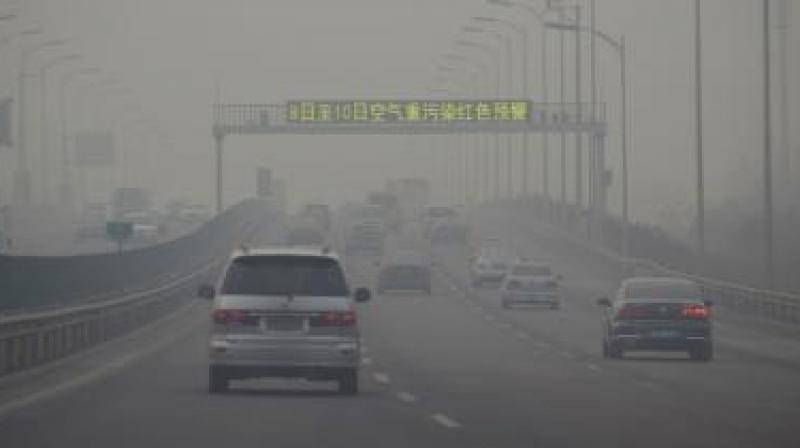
{"left": 231, "top": 246, "right": 340, "bottom": 260}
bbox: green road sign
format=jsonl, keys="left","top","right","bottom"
{"left": 106, "top": 221, "right": 133, "bottom": 242}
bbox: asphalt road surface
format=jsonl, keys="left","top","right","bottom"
{"left": 1, "top": 209, "right": 798, "bottom": 448}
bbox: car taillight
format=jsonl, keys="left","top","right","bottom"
{"left": 682, "top": 304, "right": 710, "bottom": 319}
{"left": 212, "top": 309, "right": 245, "bottom": 324}
{"left": 316, "top": 310, "right": 357, "bottom": 327}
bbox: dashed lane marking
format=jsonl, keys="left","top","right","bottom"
{"left": 373, "top": 372, "right": 391, "bottom": 384}
{"left": 397, "top": 391, "right": 419, "bottom": 403}
{"left": 362, "top": 357, "right": 373, "bottom": 366}
{"left": 431, "top": 413, "right": 462, "bottom": 429}
{"left": 587, "top": 363, "right": 602, "bottom": 373}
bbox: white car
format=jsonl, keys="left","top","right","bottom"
{"left": 470, "top": 254, "right": 511, "bottom": 287}
{"left": 500, "top": 276, "right": 562, "bottom": 310}
{"left": 500, "top": 261, "right": 563, "bottom": 309}
{"left": 198, "top": 247, "right": 372, "bottom": 394}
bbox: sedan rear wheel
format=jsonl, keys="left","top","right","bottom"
{"left": 338, "top": 369, "right": 359, "bottom": 395}
{"left": 208, "top": 367, "right": 229, "bottom": 394}
{"left": 607, "top": 342, "right": 623, "bottom": 359}
{"left": 689, "top": 342, "right": 713, "bottom": 361}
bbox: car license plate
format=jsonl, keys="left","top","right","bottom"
{"left": 264, "top": 317, "right": 305, "bottom": 332}
{"left": 649, "top": 330, "right": 680, "bottom": 339}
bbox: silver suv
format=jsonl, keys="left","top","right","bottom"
{"left": 197, "top": 247, "right": 371, "bottom": 395}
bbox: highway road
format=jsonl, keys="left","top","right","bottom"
{"left": 1, "top": 208, "right": 799, "bottom": 447}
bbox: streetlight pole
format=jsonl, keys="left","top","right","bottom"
{"left": 58, "top": 67, "right": 99, "bottom": 210}
{"left": 559, "top": 8, "right": 567, "bottom": 217}
{"left": 14, "top": 38, "right": 64, "bottom": 206}
{"left": 546, "top": 21, "right": 629, "bottom": 259}
{"left": 573, "top": 5, "right": 583, "bottom": 211}
{"left": 445, "top": 53, "right": 493, "bottom": 203}
{"left": 694, "top": 0, "right": 705, "bottom": 262}
{"left": 762, "top": 0, "right": 774, "bottom": 288}
{"left": 475, "top": 15, "right": 530, "bottom": 198}
{"left": 463, "top": 26, "right": 514, "bottom": 199}
{"left": 38, "top": 53, "right": 79, "bottom": 205}
{"left": 456, "top": 39, "right": 503, "bottom": 201}
{"left": 488, "top": 0, "right": 555, "bottom": 205}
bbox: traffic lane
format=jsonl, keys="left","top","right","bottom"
{"left": 466, "top": 206, "right": 800, "bottom": 366}
{"left": 0, "top": 301, "right": 467, "bottom": 448}
{"left": 435, "top": 228, "right": 800, "bottom": 443}
{"left": 354, "top": 269, "right": 765, "bottom": 448}
{"left": 490, "top": 205, "right": 800, "bottom": 347}
{"left": 461, "top": 276, "right": 800, "bottom": 439}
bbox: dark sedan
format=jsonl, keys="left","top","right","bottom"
{"left": 597, "top": 277, "right": 713, "bottom": 361}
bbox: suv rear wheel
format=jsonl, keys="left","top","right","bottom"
{"left": 209, "top": 366, "right": 229, "bottom": 394}
{"left": 338, "top": 369, "right": 358, "bottom": 395}
{"left": 607, "top": 341, "right": 623, "bottom": 359}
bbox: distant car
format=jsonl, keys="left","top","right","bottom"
{"left": 597, "top": 277, "right": 713, "bottom": 361}
{"left": 500, "top": 277, "right": 561, "bottom": 310}
{"left": 470, "top": 254, "right": 511, "bottom": 287}
{"left": 430, "top": 222, "right": 468, "bottom": 245}
{"left": 344, "top": 220, "right": 385, "bottom": 256}
{"left": 423, "top": 206, "right": 458, "bottom": 237}
{"left": 377, "top": 258, "right": 432, "bottom": 295}
{"left": 199, "top": 247, "right": 372, "bottom": 394}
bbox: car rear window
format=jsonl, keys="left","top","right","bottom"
{"left": 221, "top": 256, "right": 348, "bottom": 297}
{"left": 512, "top": 265, "right": 552, "bottom": 276}
{"left": 507, "top": 279, "right": 557, "bottom": 291}
{"left": 624, "top": 281, "right": 702, "bottom": 299}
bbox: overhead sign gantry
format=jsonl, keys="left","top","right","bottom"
{"left": 211, "top": 100, "right": 606, "bottom": 212}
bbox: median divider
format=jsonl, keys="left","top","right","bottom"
{"left": 0, "top": 199, "right": 273, "bottom": 377}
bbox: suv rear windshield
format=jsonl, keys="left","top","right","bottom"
{"left": 221, "top": 256, "right": 348, "bottom": 297}
{"left": 512, "top": 265, "right": 552, "bottom": 276}
{"left": 624, "top": 281, "right": 702, "bottom": 299}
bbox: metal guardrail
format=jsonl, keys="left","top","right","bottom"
{"left": 526, "top": 210, "right": 800, "bottom": 325}
{"left": 0, "top": 258, "right": 218, "bottom": 377}
{"left": 0, "top": 202, "right": 271, "bottom": 377}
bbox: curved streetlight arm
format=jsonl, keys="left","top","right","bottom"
{"left": 546, "top": 22, "right": 621, "bottom": 53}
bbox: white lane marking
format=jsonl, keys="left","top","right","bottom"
{"left": 535, "top": 341, "right": 551, "bottom": 349}
{"left": 373, "top": 372, "right": 391, "bottom": 384}
{"left": 500, "top": 322, "right": 513, "bottom": 329}
{"left": 560, "top": 351, "right": 575, "bottom": 359}
{"left": 516, "top": 331, "right": 530, "bottom": 339}
{"left": 587, "top": 363, "right": 602, "bottom": 373}
{"left": 431, "top": 413, "right": 462, "bottom": 429}
{"left": 396, "top": 391, "right": 418, "bottom": 403}
{"left": 361, "top": 357, "right": 373, "bottom": 366}
{"left": 485, "top": 314, "right": 497, "bottom": 322}
{"left": 360, "top": 347, "right": 370, "bottom": 354}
